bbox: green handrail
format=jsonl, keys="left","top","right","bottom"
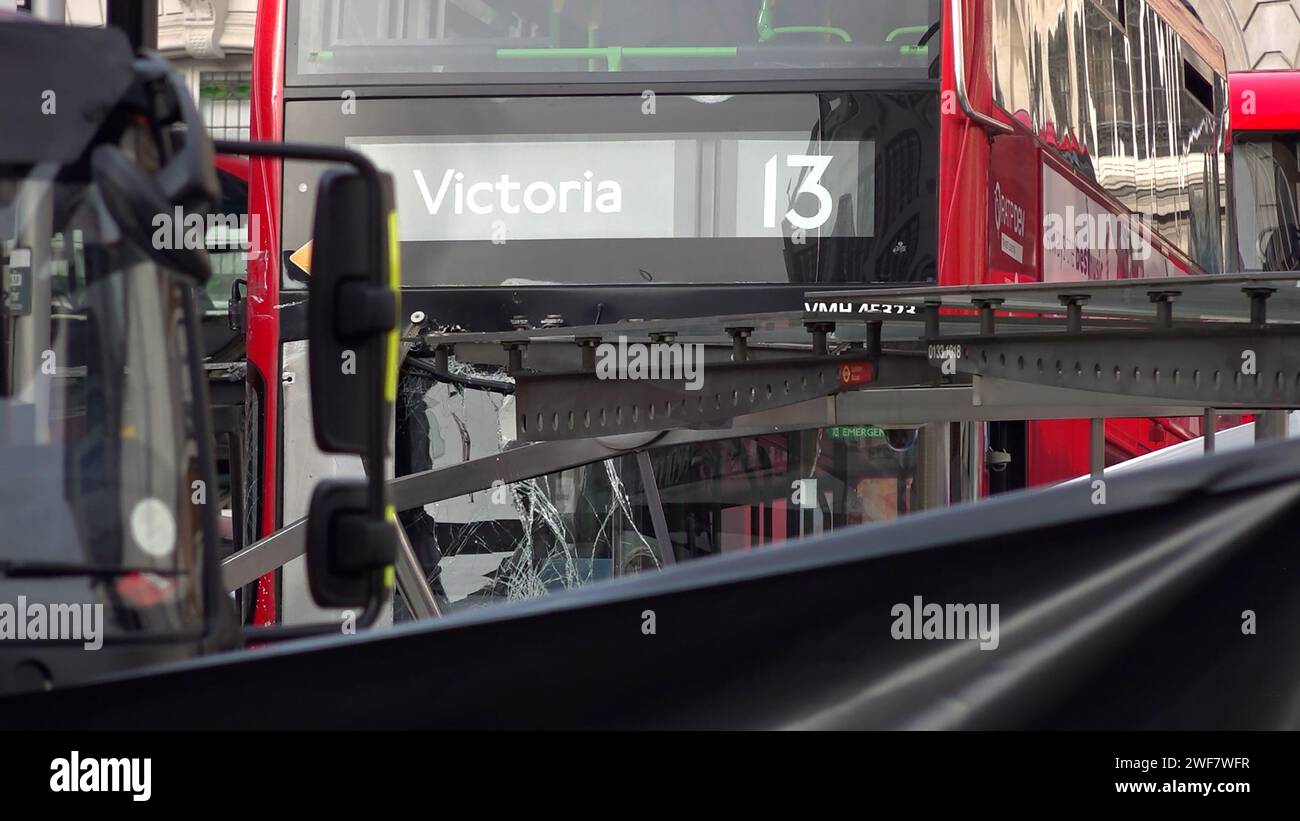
{"left": 760, "top": 25, "right": 852, "bottom": 44}
{"left": 497, "top": 45, "right": 739, "bottom": 72}
{"left": 885, "top": 25, "right": 931, "bottom": 57}
{"left": 756, "top": 0, "right": 852, "bottom": 44}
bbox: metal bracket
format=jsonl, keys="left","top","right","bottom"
{"left": 934, "top": 327, "right": 1300, "bottom": 409}
{"left": 514, "top": 355, "right": 877, "bottom": 441}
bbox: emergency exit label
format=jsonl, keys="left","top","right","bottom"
{"left": 3, "top": 248, "right": 32, "bottom": 316}
{"left": 827, "top": 425, "right": 885, "bottom": 440}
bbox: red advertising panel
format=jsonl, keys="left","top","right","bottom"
{"left": 987, "top": 134, "right": 1040, "bottom": 283}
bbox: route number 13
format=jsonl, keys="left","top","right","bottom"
{"left": 763, "top": 153, "right": 834, "bottom": 230}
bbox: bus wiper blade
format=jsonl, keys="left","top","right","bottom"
{"left": 0, "top": 561, "right": 184, "bottom": 579}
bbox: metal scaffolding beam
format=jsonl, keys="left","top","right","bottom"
{"left": 230, "top": 274, "right": 1300, "bottom": 596}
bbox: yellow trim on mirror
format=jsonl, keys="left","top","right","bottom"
{"left": 384, "top": 210, "right": 401, "bottom": 403}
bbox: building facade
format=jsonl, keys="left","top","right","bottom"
{"left": 1192, "top": 0, "right": 1300, "bottom": 70}
{"left": 60, "top": 0, "right": 257, "bottom": 140}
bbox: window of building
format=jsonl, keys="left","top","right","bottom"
{"left": 199, "top": 70, "right": 252, "bottom": 142}
{"left": 198, "top": 71, "right": 252, "bottom": 315}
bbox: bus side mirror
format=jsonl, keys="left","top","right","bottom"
{"left": 304, "top": 166, "right": 400, "bottom": 608}
{"left": 305, "top": 481, "right": 394, "bottom": 609}
{"left": 213, "top": 138, "right": 401, "bottom": 621}
{"left": 307, "top": 168, "right": 397, "bottom": 455}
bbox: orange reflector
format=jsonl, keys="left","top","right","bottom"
{"left": 838, "top": 361, "right": 875, "bottom": 386}
{"left": 289, "top": 240, "right": 313, "bottom": 275}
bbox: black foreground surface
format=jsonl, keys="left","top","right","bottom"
{"left": 2, "top": 437, "right": 1298, "bottom": 730}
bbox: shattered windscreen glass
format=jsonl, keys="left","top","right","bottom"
{"left": 393, "top": 363, "right": 923, "bottom": 617}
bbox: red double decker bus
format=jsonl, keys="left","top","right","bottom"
{"left": 972, "top": 0, "right": 1233, "bottom": 483}
{"left": 244, "top": 0, "right": 1239, "bottom": 620}
{"left": 1228, "top": 69, "right": 1300, "bottom": 274}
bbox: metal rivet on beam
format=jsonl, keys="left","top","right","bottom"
{"left": 804, "top": 322, "right": 835, "bottom": 357}
{"left": 864, "top": 320, "right": 883, "bottom": 355}
{"left": 972, "top": 298, "right": 1005, "bottom": 336}
{"left": 726, "top": 326, "right": 755, "bottom": 362}
{"left": 502, "top": 341, "right": 528, "bottom": 372}
{"left": 1147, "top": 290, "right": 1180, "bottom": 329}
{"left": 923, "top": 299, "right": 942, "bottom": 339}
{"left": 1057, "top": 294, "right": 1090, "bottom": 333}
{"left": 576, "top": 337, "right": 602, "bottom": 370}
{"left": 1243, "top": 287, "right": 1276, "bottom": 326}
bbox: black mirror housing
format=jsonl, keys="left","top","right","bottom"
{"left": 306, "top": 480, "right": 397, "bottom": 609}
{"left": 307, "top": 168, "right": 399, "bottom": 455}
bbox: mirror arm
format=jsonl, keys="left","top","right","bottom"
{"left": 948, "top": 0, "right": 1012, "bottom": 137}
{"left": 214, "top": 138, "right": 392, "bottom": 523}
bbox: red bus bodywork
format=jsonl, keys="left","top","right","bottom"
{"left": 247, "top": 1, "right": 1237, "bottom": 614}
{"left": 939, "top": 0, "right": 1227, "bottom": 485}
{"left": 1230, "top": 69, "right": 1300, "bottom": 133}
{"left": 247, "top": 3, "right": 286, "bottom": 624}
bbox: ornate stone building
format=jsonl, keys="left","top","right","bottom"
{"left": 1189, "top": 1, "right": 1297, "bottom": 70}
{"left": 62, "top": 0, "right": 258, "bottom": 139}
{"left": 157, "top": 0, "right": 258, "bottom": 141}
